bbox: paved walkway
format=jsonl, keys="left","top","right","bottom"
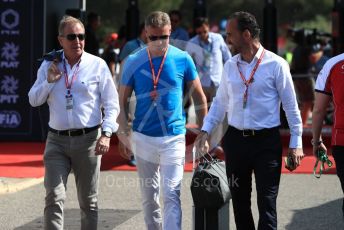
{"left": 0, "top": 177, "right": 43, "bottom": 195}
{"left": 0, "top": 171, "right": 343, "bottom": 229}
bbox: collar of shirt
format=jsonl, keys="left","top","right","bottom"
{"left": 237, "top": 44, "right": 264, "bottom": 65}
{"left": 62, "top": 51, "right": 84, "bottom": 67}
{"left": 171, "top": 29, "right": 181, "bottom": 39}
{"left": 198, "top": 33, "right": 213, "bottom": 47}
{"left": 136, "top": 38, "right": 145, "bottom": 47}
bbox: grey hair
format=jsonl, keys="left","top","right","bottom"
{"left": 145, "top": 11, "right": 171, "bottom": 28}
{"left": 58, "top": 15, "right": 85, "bottom": 36}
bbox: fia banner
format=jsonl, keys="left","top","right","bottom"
{"left": 0, "top": 0, "right": 37, "bottom": 136}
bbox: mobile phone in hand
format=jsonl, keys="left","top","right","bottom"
{"left": 284, "top": 155, "right": 296, "bottom": 171}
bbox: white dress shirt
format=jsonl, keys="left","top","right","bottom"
{"left": 28, "top": 51, "right": 119, "bottom": 133}
{"left": 186, "top": 32, "right": 231, "bottom": 87}
{"left": 202, "top": 45, "right": 302, "bottom": 148}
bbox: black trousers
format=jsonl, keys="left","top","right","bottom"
{"left": 222, "top": 126, "right": 282, "bottom": 230}
{"left": 332, "top": 145, "right": 344, "bottom": 217}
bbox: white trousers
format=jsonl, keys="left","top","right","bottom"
{"left": 131, "top": 132, "right": 185, "bottom": 230}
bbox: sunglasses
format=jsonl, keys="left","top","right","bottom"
{"left": 63, "top": 33, "right": 85, "bottom": 41}
{"left": 148, "top": 35, "right": 169, "bottom": 41}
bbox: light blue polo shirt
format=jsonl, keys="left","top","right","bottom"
{"left": 121, "top": 45, "right": 198, "bottom": 137}
{"left": 118, "top": 38, "right": 146, "bottom": 62}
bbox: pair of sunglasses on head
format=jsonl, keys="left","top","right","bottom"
{"left": 62, "top": 33, "right": 86, "bottom": 41}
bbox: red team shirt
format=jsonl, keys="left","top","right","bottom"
{"left": 315, "top": 53, "right": 344, "bottom": 146}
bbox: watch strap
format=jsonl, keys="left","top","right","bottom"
{"left": 102, "top": 131, "right": 112, "bottom": 138}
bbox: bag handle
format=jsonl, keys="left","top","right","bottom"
{"left": 192, "top": 147, "right": 214, "bottom": 169}
{"left": 192, "top": 147, "right": 229, "bottom": 186}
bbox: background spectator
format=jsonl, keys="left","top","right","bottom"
{"left": 102, "top": 33, "right": 120, "bottom": 77}
{"left": 290, "top": 31, "right": 312, "bottom": 126}
{"left": 85, "top": 12, "right": 101, "bottom": 56}
{"left": 169, "top": 10, "right": 189, "bottom": 50}
{"left": 118, "top": 23, "right": 147, "bottom": 63}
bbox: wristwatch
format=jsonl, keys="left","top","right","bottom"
{"left": 102, "top": 131, "right": 112, "bottom": 138}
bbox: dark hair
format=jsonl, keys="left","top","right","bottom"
{"left": 229, "top": 11, "right": 260, "bottom": 39}
{"left": 193, "top": 17, "right": 209, "bottom": 29}
{"left": 169, "top": 10, "right": 182, "bottom": 20}
{"left": 87, "top": 12, "right": 99, "bottom": 24}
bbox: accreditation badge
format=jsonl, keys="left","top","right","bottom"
{"left": 65, "top": 94, "right": 73, "bottom": 110}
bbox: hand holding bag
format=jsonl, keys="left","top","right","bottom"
{"left": 190, "top": 148, "right": 230, "bottom": 208}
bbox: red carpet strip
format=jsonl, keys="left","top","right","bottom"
{"left": 0, "top": 129, "right": 335, "bottom": 178}
{"left": 0, "top": 142, "right": 45, "bottom": 178}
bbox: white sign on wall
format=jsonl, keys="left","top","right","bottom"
{"left": 1, "top": 42, "right": 19, "bottom": 68}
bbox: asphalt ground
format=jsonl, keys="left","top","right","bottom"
{"left": 0, "top": 171, "right": 343, "bottom": 229}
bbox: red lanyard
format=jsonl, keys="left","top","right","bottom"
{"left": 146, "top": 47, "right": 168, "bottom": 99}
{"left": 237, "top": 49, "right": 265, "bottom": 108}
{"left": 63, "top": 59, "right": 81, "bottom": 95}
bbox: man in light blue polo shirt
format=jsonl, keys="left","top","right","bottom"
{"left": 117, "top": 11, "right": 207, "bottom": 230}
{"left": 186, "top": 17, "right": 231, "bottom": 104}
{"left": 186, "top": 17, "right": 231, "bottom": 150}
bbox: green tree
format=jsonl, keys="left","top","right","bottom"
{"left": 87, "top": 0, "right": 335, "bottom": 48}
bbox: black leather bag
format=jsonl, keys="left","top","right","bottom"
{"left": 190, "top": 153, "right": 230, "bottom": 208}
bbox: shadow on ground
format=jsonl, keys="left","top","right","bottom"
{"left": 14, "top": 209, "right": 141, "bottom": 229}
{"left": 285, "top": 198, "right": 344, "bottom": 229}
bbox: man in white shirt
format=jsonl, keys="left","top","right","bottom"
{"left": 194, "top": 11, "right": 304, "bottom": 230}
{"left": 28, "top": 16, "right": 119, "bottom": 230}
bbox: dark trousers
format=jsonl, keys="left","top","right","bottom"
{"left": 332, "top": 145, "right": 344, "bottom": 216}
{"left": 222, "top": 126, "right": 282, "bottom": 230}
